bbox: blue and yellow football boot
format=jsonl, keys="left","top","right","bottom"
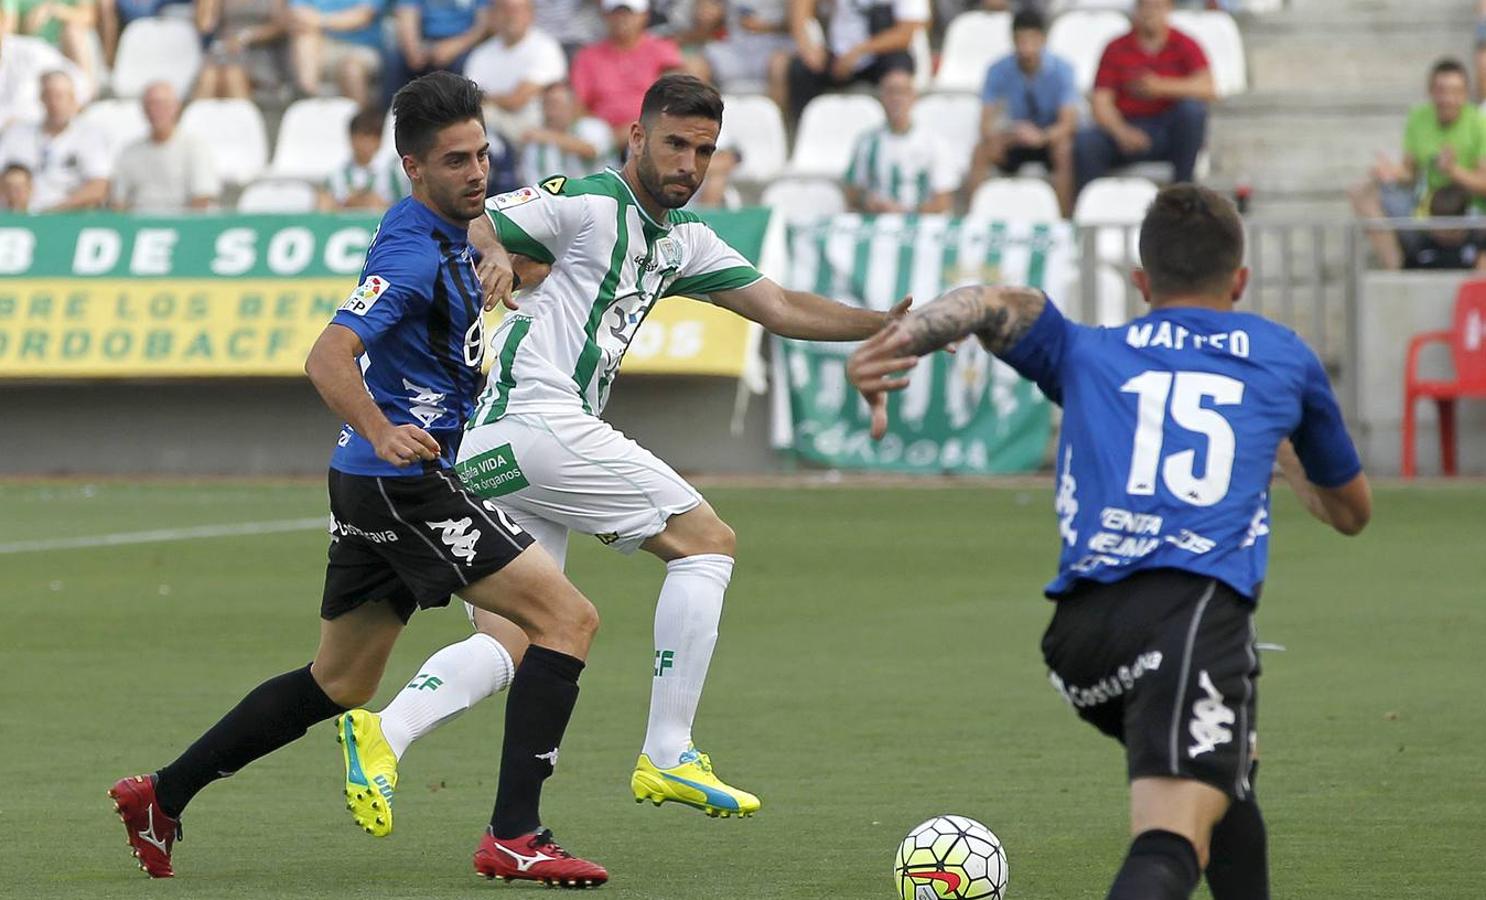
{"left": 335, "top": 709, "right": 398, "bottom": 837}
{"left": 631, "top": 745, "right": 761, "bottom": 818}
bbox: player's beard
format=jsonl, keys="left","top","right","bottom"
{"left": 636, "top": 144, "right": 698, "bottom": 209}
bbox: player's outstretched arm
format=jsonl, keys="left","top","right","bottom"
{"left": 305, "top": 324, "right": 441, "bottom": 467}
{"left": 708, "top": 277, "right": 904, "bottom": 340}
{"left": 1276, "top": 440, "right": 1372, "bottom": 536}
{"left": 467, "top": 214, "right": 521, "bottom": 311}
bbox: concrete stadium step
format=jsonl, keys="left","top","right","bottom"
{"left": 1242, "top": 14, "right": 1474, "bottom": 97}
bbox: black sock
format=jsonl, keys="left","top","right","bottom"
{"left": 1207, "top": 763, "right": 1269, "bottom": 900}
{"left": 1106, "top": 829, "right": 1201, "bottom": 900}
{"left": 489, "top": 645, "right": 584, "bottom": 839}
{"left": 154, "top": 663, "right": 346, "bottom": 819}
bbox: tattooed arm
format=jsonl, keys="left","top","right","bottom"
{"left": 847, "top": 284, "right": 1046, "bottom": 438}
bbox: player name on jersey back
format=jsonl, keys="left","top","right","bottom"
{"left": 1124, "top": 320, "right": 1251, "bottom": 357}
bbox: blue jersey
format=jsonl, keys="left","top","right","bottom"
{"left": 1001, "top": 300, "right": 1362, "bottom": 602}
{"left": 328, "top": 197, "right": 487, "bottom": 477}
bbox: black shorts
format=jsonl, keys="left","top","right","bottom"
{"left": 999, "top": 145, "right": 1052, "bottom": 174}
{"left": 322, "top": 467, "right": 534, "bottom": 624}
{"left": 1040, "top": 569, "right": 1260, "bottom": 801}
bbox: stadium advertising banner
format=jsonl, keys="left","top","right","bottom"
{"left": 0, "top": 209, "right": 769, "bottom": 378}
{"left": 773, "top": 216, "right": 1075, "bottom": 475}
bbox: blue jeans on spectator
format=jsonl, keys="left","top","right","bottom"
{"left": 1074, "top": 99, "right": 1208, "bottom": 190}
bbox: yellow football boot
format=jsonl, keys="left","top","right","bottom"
{"left": 335, "top": 709, "right": 397, "bottom": 837}
{"left": 631, "top": 746, "right": 760, "bottom": 818}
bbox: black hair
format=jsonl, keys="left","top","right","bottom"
{"left": 1011, "top": 10, "right": 1045, "bottom": 33}
{"left": 1431, "top": 57, "right": 1468, "bottom": 84}
{"left": 1138, "top": 184, "right": 1246, "bottom": 297}
{"left": 391, "top": 71, "right": 484, "bottom": 158}
{"left": 639, "top": 74, "right": 724, "bottom": 127}
{"left": 349, "top": 107, "right": 385, "bottom": 137}
{"left": 1429, "top": 184, "right": 1470, "bottom": 217}
{"left": 2, "top": 162, "right": 32, "bottom": 178}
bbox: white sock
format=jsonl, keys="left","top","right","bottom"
{"left": 378, "top": 632, "right": 515, "bottom": 760}
{"left": 642, "top": 553, "right": 734, "bottom": 768}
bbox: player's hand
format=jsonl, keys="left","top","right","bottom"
{"left": 886, "top": 294, "right": 912, "bottom": 322}
{"left": 847, "top": 324, "right": 918, "bottom": 440}
{"left": 476, "top": 241, "right": 519, "bottom": 312}
{"left": 372, "top": 423, "right": 441, "bottom": 467}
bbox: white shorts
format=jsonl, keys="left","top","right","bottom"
{"left": 455, "top": 409, "right": 703, "bottom": 559}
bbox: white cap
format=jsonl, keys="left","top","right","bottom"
{"left": 601, "top": 0, "right": 648, "bottom": 12}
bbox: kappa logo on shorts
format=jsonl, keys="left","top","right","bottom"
{"left": 1187, "top": 670, "right": 1236, "bottom": 758}
{"left": 340, "top": 275, "right": 390, "bottom": 316}
{"left": 595, "top": 532, "right": 620, "bottom": 546}
{"left": 426, "top": 517, "right": 481, "bottom": 565}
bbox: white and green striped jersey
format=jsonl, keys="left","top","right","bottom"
{"left": 325, "top": 157, "right": 409, "bottom": 206}
{"left": 843, "top": 124, "right": 959, "bottom": 211}
{"left": 471, "top": 169, "right": 764, "bottom": 424}
{"left": 518, "top": 117, "right": 615, "bottom": 185}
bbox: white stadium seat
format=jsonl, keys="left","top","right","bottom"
{"left": 1050, "top": 0, "right": 1132, "bottom": 12}
{"left": 112, "top": 17, "right": 201, "bottom": 98}
{"left": 271, "top": 97, "right": 359, "bottom": 180}
{"left": 787, "top": 94, "right": 885, "bottom": 177}
{"left": 1171, "top": 10, "right": 1247, "bottom": 97}
{"left": 719, "top": 94, "right": 788, "bottom": 182}
{"left": 913, "top": 92, "right": 981, "bottom": 179}
{"left": 237, "top": 179, "right": 320, "bottom": 213}
{"left": 1074, "top": 175, "right": 1158, "bottom": 266}
{"left": 934, "top": 12, "right": 1013, "bottom": 93}
{"left": 180, "top": 99, "right": 269, "bottom": 185}
{"left": 76, "top": 99, "right": 149, "bottom": 163}
{"left": 1047, "top": 10, "right": 1130, "bottom": 93}
{"left": 760, "top": 177, "right": 847, "bottom": 223}
{"left": 968, "top": 177, "right": 1062, "bottom": 222}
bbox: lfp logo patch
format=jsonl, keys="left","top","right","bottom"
{"left": 340, "top": 275, "right": 390, "bottom": 315}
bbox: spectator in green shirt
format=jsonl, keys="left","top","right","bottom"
{"left": 1350, "top": 57, "right": 1486, "bottom": 269}
{"left": 1, "top": 0, "right": 96, "bottom": 72}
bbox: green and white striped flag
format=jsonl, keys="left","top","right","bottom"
{"left": 772, "top": 214, "right": 1077, "bottom": 474}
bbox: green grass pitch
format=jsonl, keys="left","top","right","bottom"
{"left": 3, "top": 480, "right": 1483, "bottom": 899}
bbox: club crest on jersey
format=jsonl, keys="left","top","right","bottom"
{"left": 490, "top": 186, "right": 540, "bottom": 210}
{"left": 654, "top": 237, "right": 682, "bottom": 270}
{"left": 340, "top": 275, "right": 390, "bottom": 315}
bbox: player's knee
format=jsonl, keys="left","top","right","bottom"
{"left": 704, "top": 518, "right": 737, "bottom": 556}
{"left": 316, "top": 670, "right": 378, "bottom": 708}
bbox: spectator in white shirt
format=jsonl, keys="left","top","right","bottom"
{"left": 0, "top": 69, "right": 109, "bottom": 210}
{"left": 111, "top": 81, "right": 222, "bottom": 212}
{"left": 1, "top": 162, "right": 35, "bottom": 211}
{"left": 519, "top": 81, "right": 613, "bottom": 183}
{"left": 0, "top": 31, "right": 91, "bottom": 129}
{"left": 464, "top": 0, "right": 566, "bottom": 141}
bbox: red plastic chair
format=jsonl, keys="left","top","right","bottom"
{"left": 1402, "top": 279, "right": 1486, "bottom": 478}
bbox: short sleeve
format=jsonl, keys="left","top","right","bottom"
{"left": 890, "top": 0, "right": 929, "bottom": 23}
{"left": 1055, "top": 57, "right": 1079, "bottom": 108}
{"left": 569, "top": 48, "right": 598, "bottom": 110}
{"left": 484, "top": 183, "right": 587, "bottom": 265}
{"left": 1402, "top": 105, "right": 1428, "bottom": 161}
{"left": 531, "top": 34, "right": 568, "bottom": 84}
{"left": 1092, "top": 41, "right": 1120, "bottom": 91}
{"left": 669, "top": 220, "right": 763, "bottom": 298}
{"left": 330, "top": 240, "right": 434, "bottom": 345}
{"left": 996, "top": 293, "right": 1076, "bottom": 404}
{"left": 654, "top": 36, "right": 684, "bottom": 71}
{"left": 1290, "top": 347, "right": 1363, "bottom": 488}
{"left": 981, "top": 59, "right": 1009, "bottom": 106}
{"left": 79, "top": 133, "right": 112, "bottom": 180}
{"left": 187, "top": 137, "right": 221, "bottom": 200}
{"left": 844, "top": 133, "right": 872, "bottom": 188}
{"left": 1178, "top": 31, "right": 1208, "bottom": 73}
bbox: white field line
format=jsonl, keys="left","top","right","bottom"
{"left": 0, "top": 517, "right": 326, "bottom": 555}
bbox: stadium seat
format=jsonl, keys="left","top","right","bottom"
{"left": 270, "top": 97, "right": 359, "bottom": 180}
{"left": 1047, "top": 10, "right": 1129, "bottom": 92}
{"left": 76, "top": 99, "right": 149, "bottom": 163}
{"left": 112, "top": 17, "right": 201, "bottom": 98}
{"left": 1073, "top": 175, "right": 1157, "bottom": 265}
{"left": 719, "top": 95, "right": 788, "bottom": 182}
{"left": 913, "top": 92, "right": 980, "bottom": 179}
{"left": 1171, "top": 11, "right": 1247, "bottom": 97}
{"left": 180, "top": 99, "right": 269, "bottom": 186}
{"left": 934, "top": 12, "right": 1013, "bottom": 92}
{"left": 237, "top": 178, "right": 320, "bottom": 213}
{"left": 787, "top": 94, "right": 885, "bottom": 177}
{"left": 760, "top": 177, "right": 847, "bottom": 223}
{"left": 1402, "top": 280, "right": 1486, "bottom": 478}
{"left": 1049, "top": 0, "right": 1132, "bottom": 12}
{"left": 968, "top": 177, "right": 1062, "bottom": 222}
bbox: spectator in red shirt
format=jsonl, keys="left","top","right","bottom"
{"left": 571, "top": 0, "right": 684, "bottom": 143}
{"left": 1073, "top": 0, "right": 1214, "bottom": 193}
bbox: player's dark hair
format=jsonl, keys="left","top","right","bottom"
{"left": 349, "top": 107, "right": 385, "bottom": 137}
{"left": 1429, "top": 184, "right": 1470, "bottom": 216}
{"left": 639, "top": 74, "right": 724, "bottom": 127}
{"left": 392, "top": 71, "right": 484, "bottom": 158}
{"left": 1011, "top": 10, "right": 1045, "bottom": 33}
{"left": 1430, "top": 57, "right": 1468, "bottom": 84}
{"left": 1138, "top": 184, "right": 1245, "bottom": 297}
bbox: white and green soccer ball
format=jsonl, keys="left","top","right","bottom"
{"left": 893, "top": 814, "right": 1008, "bottom": 900}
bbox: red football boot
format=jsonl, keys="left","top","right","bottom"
{"left": 473, "top": 827, "right": 608, "bottom": 888}
{"left": 109, "top": 774, "right": 182, "bottom": 878}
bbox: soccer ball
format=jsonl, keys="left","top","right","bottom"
{"left": 893, "top": 814, "right": 1008, "bottom": 900}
